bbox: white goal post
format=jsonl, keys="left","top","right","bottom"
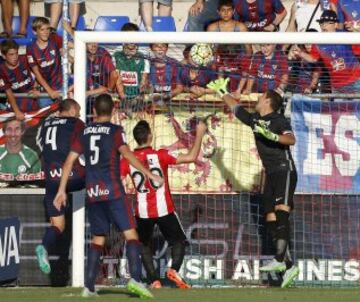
{"left": 72, "top": 31, "right": 359, "bottom": 287}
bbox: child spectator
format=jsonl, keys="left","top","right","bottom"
{"left": 0, "top": 40, "right": 40, "bottom": 120}
{"left": 26, "top": 17, "right": 62, "bottom": 106}
{"left": 244, "top": 44, "right": 288, "bottom": 94}
{"left": 178, "top": 55, "right": 216, "bottom": 99}
{"left": 207, "top": 0, "right": 248, "bottom": 34}
{"left": 113, "top": 23, "right": 150, "bottom": 100}
{"left": 86, "top": 43, "right": 117, "bottom": 97}
{"left": 149, "top": 43, "right": 183, "bottom": 98}
{"left": 85, "top": 43, "right": 117, "bottom": 117}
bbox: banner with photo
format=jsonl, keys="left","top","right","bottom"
{"left": 291, "top": 97, "right": 360, "bottom": 194}
{"left": 117, "top": 106, "right": 263, "bottom": 194}
{"left": 0, "top": 103, "right": 59, "bottom": 186}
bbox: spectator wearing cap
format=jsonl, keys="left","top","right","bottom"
{"left": 296, "top": 10, "right": 360, "bottom": 93}
{"left": 286, "top": 0, "right": 329, "bottom": 32}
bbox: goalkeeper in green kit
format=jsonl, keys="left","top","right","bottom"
{"left": 207, "top": 78, "right": 299, "bottom": 288}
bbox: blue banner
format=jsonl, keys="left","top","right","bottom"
{"left": 0, "top": 217, "right": 20, "bottom": 282}
{"left": 291, "top": 97, "right": 360, "bottom": 194}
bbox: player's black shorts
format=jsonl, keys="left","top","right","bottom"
{"left": 263, "top": 169, "right": 297, "bottom": 214}
{"left": 88, "top": 198, "right": 136, "bottom": 236}
{"left": 44, "top": 178, "right": 85, "bottom": 217}
{"left": 136, "top": 212, "right": 187, "bottom": 246}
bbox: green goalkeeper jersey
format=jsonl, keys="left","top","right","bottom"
{"left": 113, "top": 51, "right": 149, "bottom": 98}
{"left": 0, "top": 145, "right": 41, "bottom": 177}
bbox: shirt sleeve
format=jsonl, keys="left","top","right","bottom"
{"left": 114, "top": 126, "right": 127, "bottom": 150}
{"left": 248, "top": 53, "right": 260, "bottom": 78}
{"left": 71, "top": 119, "right": 85, "bottom": 142}
{"left": 277, "top": 116, "right": 293, "bottom": 135}
{"left": 160, "top": 149, "right": 178, "bottom": 165}
{"left": 103, "top": 55, "right": 116, "bottom": 75}
{"left": 233, "top": 104, "right": 253, "bottom": 126}
{"left": 310, "top": 45, "right": 321, "bottom": 61}
{"left": 0, "top": 74, "right": 10, "bottom": 91}
{"left": 143, "top": 59, "right": 150, "bottom": 74}
{"left": 26, "top": 46, "right": 36, "bottom": 68}
{"left": 51, "top": 33, "right": 63, "bottom": 49}
{"left": 272, "top": 0, "right": 285, "bottom": 14}
{"left": 71, "top": 131, "right": 84, "bottom": 155}
{"left": 120, "top": 158, "right": 130, "bottom": 177}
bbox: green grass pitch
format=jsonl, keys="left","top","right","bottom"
{"left": 1, "top": 287, "right": 360, "bottom": 302}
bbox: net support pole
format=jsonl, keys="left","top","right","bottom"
{"left": 62, "top": 0, "right": 69, "bottom": 98}
{"left": 72, "top": 32, "right": 87, "bottom": 287}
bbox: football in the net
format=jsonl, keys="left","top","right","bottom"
{"left": 189, "top": 43, "right": 214, "bottom": 66}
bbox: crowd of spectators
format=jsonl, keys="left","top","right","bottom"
{"left": 0, "top": 0, "right": 359, "bottom": 120}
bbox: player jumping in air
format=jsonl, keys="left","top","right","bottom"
{"left": 54, "top": 94, "right": 163, "bottom": 298}
{"left": 207, "top": 78, "right": 299, "bottom": 288}
{"left": 121, "top": 119, "right": 208, "bottom": 289}
{"left": 36, "top": 99, "right": 85, "bottom": 275}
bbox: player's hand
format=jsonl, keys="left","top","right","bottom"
{"left": 53, "top": 191, "right": 67, "bottom": 211}
{"left": 196, "top": 120, "right": 208, "bottom": 135}
{"left": 344, "top": 21, "right": 360, "bottom": 32}
{"left": 189, "top": 0, "right": 204, "bottom": 16}
{"left": 254, "top": 120, "right": 279, "bottom": 142}
{"left": 206, "top": 78, "right": 230, "bottom": 98}
{"left": 149, "top": 173, "right": 164, "bottom": 187}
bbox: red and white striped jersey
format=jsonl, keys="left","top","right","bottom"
{"left": 120, "top": 147, "right": 178, "bottom": 218}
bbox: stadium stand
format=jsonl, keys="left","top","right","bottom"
{"left": 93, "top": 16, "right": 130, "bottom": 31}
{"left": 139, "top": 16, "right": 176, "bottom": 32}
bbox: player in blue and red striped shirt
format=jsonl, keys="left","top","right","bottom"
{"left": 0, "top": 40, "right": 40, "bottom": 120}
{"left": 233, "top": 0, "right": 287, "bottom": 32}
{"left": 26, "top": 17, "right": 62, "bottom": 106}
{"left": 54, "top": 94, "right": 162, "bottom": 298}
{"left": 245, "top": 44, "right": 288, "bottom": 94}
{"left": 35, "top": 98, "right": 85, "bottom": 275}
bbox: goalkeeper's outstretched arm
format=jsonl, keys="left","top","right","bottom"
{"left": 207, "top": 78, "right": 252, "bottom": 126}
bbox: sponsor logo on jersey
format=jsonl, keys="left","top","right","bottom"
{"left": 87, "top": 184, "right": 110, "bottom": 198}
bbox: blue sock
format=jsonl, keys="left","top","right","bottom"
{"left": 85, "top": 243, "right": 102, "bottom": 292}
{"left": 42, "top": 226, "right": 62, "bottom": 251}
{"left": 126, "top": 240, "right": 142, "bottom": 282}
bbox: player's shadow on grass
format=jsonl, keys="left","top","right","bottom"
{"left": 97, "top": 288, "right": 140, "bottom": 298}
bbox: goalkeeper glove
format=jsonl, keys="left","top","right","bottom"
{"left": 207, "top": 78, "right": 230, "bottom": 97}
{"left": 254, "top": 121, "right": 279, "bottom": 142}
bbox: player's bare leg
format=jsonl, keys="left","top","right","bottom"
{"left": 124, "top": 229, "right": 154, "bottom": 298}
{"left": 139, "top": 2, "right": 153, "bottom": 31}
{"left": 36, "top": 215, "right": 65, "bottom": 274}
